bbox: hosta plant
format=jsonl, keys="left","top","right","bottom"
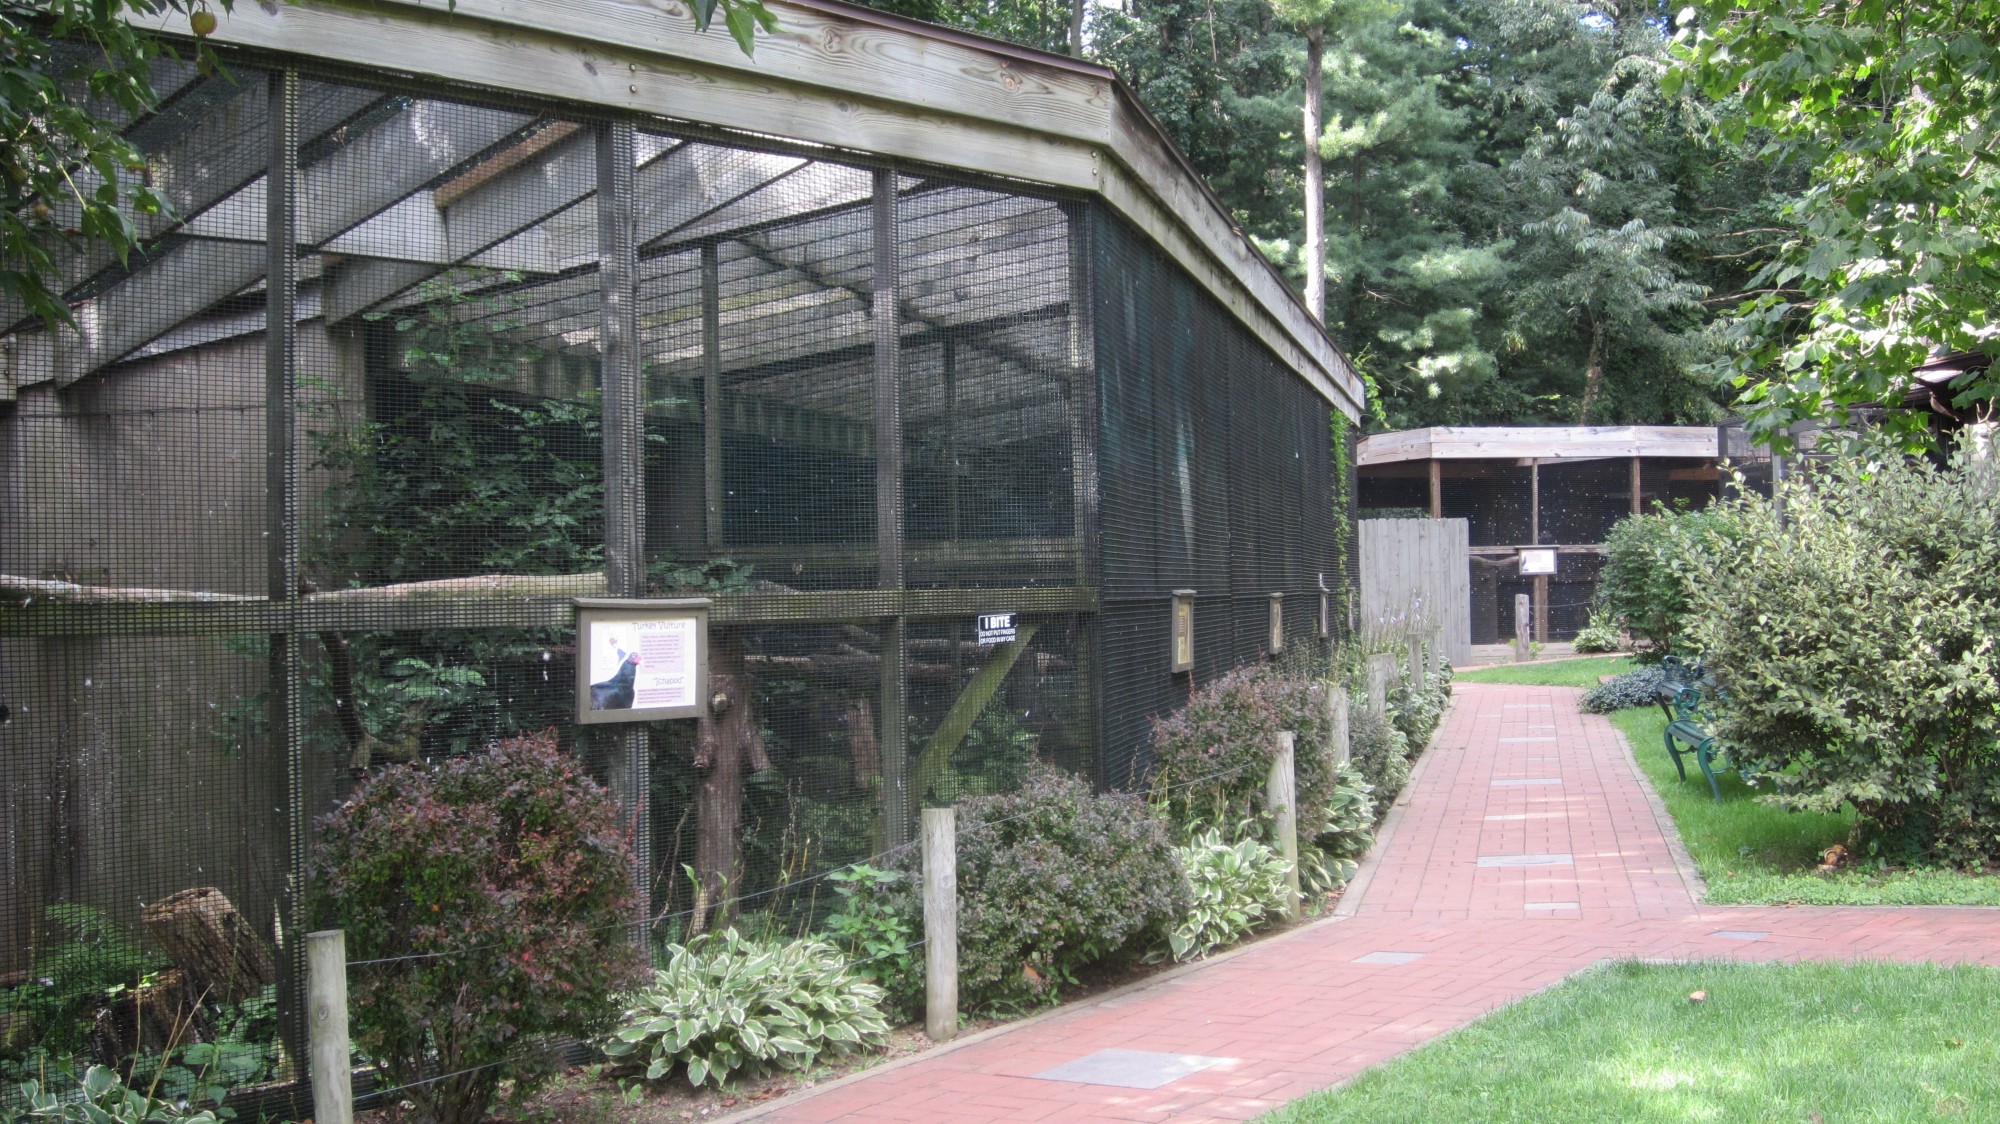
{"left": 3, "top": 1066, "right": 229, "bottom": 1124}
{"left": 603, "top": 929, "right": 889, "bottom": 1089}
{"left": 1169, "top": 830, "right": 1293, "bottom": 961}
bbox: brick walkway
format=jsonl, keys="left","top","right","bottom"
{"left": 745, "top": 682, "right": 2000, "bottom": 1123}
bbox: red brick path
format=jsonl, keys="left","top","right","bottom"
{"left": 744, "top": 683, "right": 2000, "bottom": 1122}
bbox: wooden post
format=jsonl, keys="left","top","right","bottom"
{"left": 306, "top": 931, "right": 352, "bottom": 1124}
{"left": 264, "top": 69, "right": 309, "bottom": 1075}
{"left": 598, "top": 120, "right": 652, "bottom": 932}
{"left": 1428, "top": 459, "right": 1442, "bottom": 519}
{"left": 702, "top": 240, "right": 723, "bottom": 549}
{"left": 874, "top": 168, "right": 910, "bottom": 849}
{"left": 1327, "top": 684, "right": 1350, "bottom": 768}
{"left": 921, "top": 808, "right": 957, "bottom": 1043}
{"left": 1533, "top": 575, "right": 1549, "bottom": 644}
{"left": 1514, "top": 594, "right": 1531, "bottom": 661}
{"left": 1365, "top": 654, "right": 1393, "bottom": 722}
{"left": 1406, "top": 627, "right": 1425, "bottom": 691}
{"left": 1629, "top": 455, "right": 1642, "bottom": 515}
{"left": 1267, "top": 733, "right": 1300, "bottom": 921}
{"left": 1528, "top": 458, "right": 1540, "bottom": 546}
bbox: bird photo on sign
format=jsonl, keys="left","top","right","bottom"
{"left": 586, "top": 617, "right": 697, "bottom": 711}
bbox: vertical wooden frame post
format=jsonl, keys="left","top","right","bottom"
{"left": 1427, "top": 459, "right": 1442, "bottom": 519}
{"left": 1528, "top": 458, "right": 1547, "bottom": 644}
{"left": 1629, "top": 455, "right": 1642, "bottom": 515}
{"left": 701, "top": 240, "right": 724, "bottom": 549}
{"left": 1514, "top": 594, "right": 1532, "bottom": 662}
{"left": 921, "top": 807, "right": 957, "bottom": 1042}
{"left": 874, "top": 167, "right": 910, "bottom": 848}
{"left": 597, "top": 120, "right": 652, "bottom": 934}
{"left": 263, "top": 68, "right": 309, "bottom": 1077}
{"left": 1267, "top": 733, "right": 1300, "bottom": 920}
{"left": 306, "top": 931, "right": 353, "bottom": 1124}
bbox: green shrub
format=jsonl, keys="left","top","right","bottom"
{"left": 0, "top": 905, "right": 159, "bottom": 1058}
{"left": 1580, "top": 666, "right": 1674, "bottom": 713}
{"left": 1687, "top": 455, "right": 2000, "bottom": 867}
{"left": 1571, "top": 610, "right": 1623, "bottom": 654}
{"left": 602, "top": 930, "right": 888, "bottom": 1088}
{"left": 1, "top": 1065, "right": 229, "bottom": 1124}
{"left": 1149, "top": 665, "right": 1343, "bottom": 840}
{"left": 1168, "top": 831, "right": 1293, "bottom": 961}
{"left": 1389, "top": 662, "right": 1452, "bottom": 752}
{"left": 886, "top": 765, "right": 1186, "bottom": 1014}
{"left": 307, "top": 732, "right": 645, "bottom": 1124}
{"left": 1348, "top": 707, "right": 1412, "bottom": 806}
{"left": 820, "top": 865, "right": 921, "bottom": 1022}
{"left": 1596, "top": 506, "right": 1738, "bottom": 660}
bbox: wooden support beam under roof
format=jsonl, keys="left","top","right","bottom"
{"left": 1357, "top": 426, "right": 1720, "bottom": 466}
{"left": 0, "top": 79, "right": 386, "bottom": 333}
{"left": 119, "top": 0, "right": 1363, "bottom": 418}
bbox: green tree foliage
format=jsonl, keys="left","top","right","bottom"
{"left": 1686, "top": 456, "right": 2000, "bottom": 867}
{"left": 0, "top": 1, "right": 225, "bottom": 329}
{"left": 870, "top": 0, "right": 1785, "bottom": 429}
{"left": 1594, "top": 503, "right": 1738, "bottom": 659}
{"left": 1674, "top": 0, "right": 2000, "bottom": 447}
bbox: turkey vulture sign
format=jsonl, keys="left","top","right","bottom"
{"left": 574, "top": 599, "right": 710, "bottom": 723}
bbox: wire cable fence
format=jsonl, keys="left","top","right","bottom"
{"left": 343, "top": 758, "right": 1267, "bottom": 972}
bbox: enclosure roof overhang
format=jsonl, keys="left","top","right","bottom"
{"left": 55, "top": 0, "right": 1361, "bottom": 420}
{"left": 1357, "top": 426, "right": 1719, "bottom": 467}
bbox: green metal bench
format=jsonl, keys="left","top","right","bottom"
{"left": 1654, "top": 657, "right": 1726, "bottom": 801}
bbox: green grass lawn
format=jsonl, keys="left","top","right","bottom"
{"left": 1611, "top": 707, "right": 2000, "bottom": 906}
{"left": 1266, "top": 960, "right": 2000, "bottom": 1123}
{"left": 1454, "top": 655, "right": 1636, "bottom": 688}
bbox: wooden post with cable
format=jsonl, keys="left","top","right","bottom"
{"left": 921, "top": 807, "right": 957, "bottom": 1042}
{"left": 1268, "top": 732, "right": 1300, "bottom": 921}
{"left": 306, "top": 930, "right": 353, "bottom": 1124}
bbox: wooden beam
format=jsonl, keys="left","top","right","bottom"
{"left": 1, "top": 80, "right": 385, "bottom": 333}
{"left": 1629, "top": 455, "right": 1642, "bottom": 514}
{"left": 43, "top": 99, "right": 532, "bottom": 384}
{"left": 0, "top": 579, "right": 1098, "bottom": 637}
{"left": 1428, "top": 459, "right": 1441, "bottom": 518}
{"left": 135, "top": 0, "right": 1358, "bottom": 418}
{"left": 909, "top": 623, "right": 1041, "bottom": 804}
{"left": 1361, "top": 426, "right": 1719, "bottom": 464}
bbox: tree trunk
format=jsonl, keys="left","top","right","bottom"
{"left": 1303, "top": 24, "right": 1326, "bottom": 323}
{"left": 690, "top": 641, "right": 770, "bottom": 933}
{"left": 1578, "top": 313, "right": 1605, "bottom": 423}
{"left": 141, "top": 886, "right": 276, "bottom": 1005}
{"left": 1068, "top": 0, "right": 1086, "bottom": 56}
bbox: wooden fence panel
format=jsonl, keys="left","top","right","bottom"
{"left": 1358, "top": 518, "right": 1471, "bottom": 665}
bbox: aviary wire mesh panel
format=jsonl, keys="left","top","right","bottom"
{"left": 0, "top": 61, "right": 1099, "bottom": 1107}
{"left": 1089, "top": 210, "right": 1339, "bottom": 787}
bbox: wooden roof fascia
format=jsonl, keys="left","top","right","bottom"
{"left": 1358, "top": 426, "right": 1718, "bottom": 465}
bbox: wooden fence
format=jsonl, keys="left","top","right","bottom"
{"left": 1358, "top": 518, "right": 1471, "bottom": 665}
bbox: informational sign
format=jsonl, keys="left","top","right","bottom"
{"left": 1519, "top": 548, "right": 1559, "bottom": 575}
{"left": 976, "top": 612, "right": 1018, "bottom": 646}
{"left": 574, "top": 599, "right": 710, "bottom": 723}
{"left": 1171, "top": 590, "right": 1195, "bottom": 672}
